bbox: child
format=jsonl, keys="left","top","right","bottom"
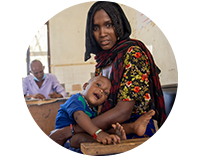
{"left": 54, "top": 75, "right": 126, "bottom": 153}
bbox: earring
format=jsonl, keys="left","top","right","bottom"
{"left": 117, "top": 37, "right": 120, "bottom": 40}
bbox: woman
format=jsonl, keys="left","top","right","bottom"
{"left": 85, "top": 0, "right": 166, "bottom": 138}
{"left": 50, "top": 1, "right": 166, "bottom": 150}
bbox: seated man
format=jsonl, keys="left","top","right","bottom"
{"left": 23, "top": 59, "right": 67, "bottom": 99}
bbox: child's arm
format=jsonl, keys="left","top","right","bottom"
{"left": 73, "top": 110, "right": 121, "bottom": 144}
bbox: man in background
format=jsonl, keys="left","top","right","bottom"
{"left": 23, "top": 59, "right": 67, "bottom": 99}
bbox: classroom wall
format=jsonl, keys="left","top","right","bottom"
{"left": 49, "top": 2, "right": 95, "bottom": 95}
{"left": 122, "top": 4, "right": 177, "bottom": 86}
{"left": 49, "top": 1, "right": 178, "bottom": 95}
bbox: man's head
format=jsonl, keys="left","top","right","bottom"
{"left": 30, "top": 60, "right": 45, "bottom": 82}
{"left": 82, "top": 75, "right": 111, "bottom": 107}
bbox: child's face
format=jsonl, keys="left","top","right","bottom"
{"left": 83, "top": 76, "right": 111, "bottom": 107}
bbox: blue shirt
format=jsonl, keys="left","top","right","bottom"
{"left": 55, "top": 93, "right": 97, "bottom": 129}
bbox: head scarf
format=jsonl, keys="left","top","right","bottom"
{"left": 84, "top": 1, "right": 166, "bottom": 127}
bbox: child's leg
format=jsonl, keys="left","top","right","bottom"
{"left": 70, "top": 133, "right": 97, "bottom": 148}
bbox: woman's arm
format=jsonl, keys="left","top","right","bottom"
{"left": 75, "top": 100, "right": 135, "bottom": 132}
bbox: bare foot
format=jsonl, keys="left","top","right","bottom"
{"left": 112, "top": 123, "right": 127, "bottom": 140}
{"left": 131, "top": 110, "right": 155, "bottom": 136}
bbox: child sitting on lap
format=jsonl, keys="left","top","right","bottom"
{"left": 54, "top": 75, "right": 126, "bottom": 153}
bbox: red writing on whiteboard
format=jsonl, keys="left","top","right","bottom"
{"left": 136, "top": 1, "right": 158, "bottom": 29}
{"left": 143, "top": 18, "right": 149, "bottom": 23}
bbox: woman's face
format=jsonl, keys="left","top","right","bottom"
{"left": 93, "top": 9, "right": 117, "bottom": 50}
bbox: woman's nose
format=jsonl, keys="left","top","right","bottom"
{"left": 100, "top": 27, "right": 107, "bottom": 37}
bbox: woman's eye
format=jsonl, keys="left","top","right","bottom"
{"left": 96, "top": 83, "right": 100, "bottom": 87}
{"left": 93, "top": 25, "right": 99, "bottom": 31}
{"left": 106, "top": 23, "right": 113, "bottom": 28}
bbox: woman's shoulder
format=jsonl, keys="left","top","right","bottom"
{"left": 125, "top": 45, "right": 145, "bottom": 57}
{"left": 129, "top": 38, "right": 145, "bottom": 45}
{"left": 123, "top": 43, "right": 149, "bottom": 65}
{"left": 127, "top": 39, "right": 147, "bottom": 50}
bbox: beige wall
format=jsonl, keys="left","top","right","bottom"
{"left": 49, "top": 2, "right": 95, "bottom": 95}
{"left": 49, "top": 2, "right": 178, "bottom": 95}
{"left": 123, "top": 4, "right": 177, "bottom": 85}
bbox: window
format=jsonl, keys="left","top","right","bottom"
{"left": 21, "top": 1, "right": 51, "bottom": 79}
{"left": 26, "top": 22, "right": 50, "bottom": 76}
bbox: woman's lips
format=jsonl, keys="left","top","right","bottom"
{"left": 101, "top": 40, "right": 110, "bottom": 46}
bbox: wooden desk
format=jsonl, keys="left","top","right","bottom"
{"left": 26, "top": 98, "right": 68, "bottom": 135}
{"left": 81, "top": 138, "right": 149, "bottom": 155}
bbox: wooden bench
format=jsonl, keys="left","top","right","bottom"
{"left": 81, "top": 135, "right": 179, "bottom": 156}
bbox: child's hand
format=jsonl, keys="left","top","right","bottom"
{"left": 96, "top": 131, "right": 121, "bottom": 145}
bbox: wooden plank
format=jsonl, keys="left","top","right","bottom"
{"left": 81, "top": 138, "right": 149, "bottom": 155}
{"left": 26, "top": 97, "right": 69, "bottom": 105}
{"left": 26, "top": 99, "right": 57, "bottom": 105}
